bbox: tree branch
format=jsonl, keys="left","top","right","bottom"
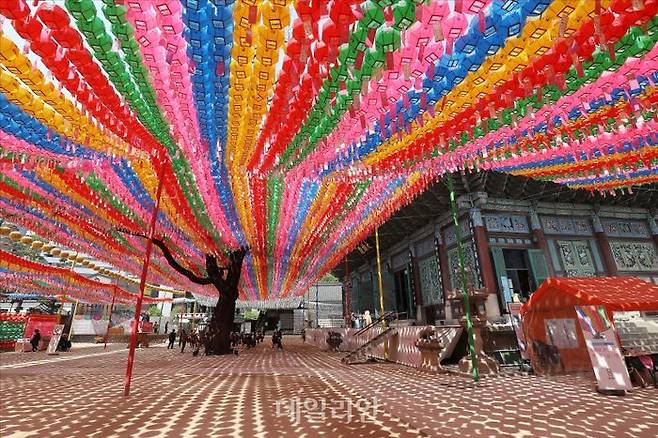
{"left": 151, "top": 238, "right": 215, "bottom": 285}
{"left": 116, "top": 227, "right": 213, "bottom": 285}
{"left": 206, "top": 254, "right": 229, "bottom": 291}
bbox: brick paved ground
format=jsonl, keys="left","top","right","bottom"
{"left": 1, "top": 337, "right": 656, "bottom": 438}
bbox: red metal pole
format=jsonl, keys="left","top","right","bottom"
{"left": 124, "top": 165, "right": 165, "bottom": 396}
{"left": 104, "top": 285, "right": 117, "bottom": 350}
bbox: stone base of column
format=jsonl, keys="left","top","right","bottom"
{"left": 459, "top": 350, "right": 500, "bottom": 375}
{"left": 458, "top": 316, "right": 499, "bottom": 375}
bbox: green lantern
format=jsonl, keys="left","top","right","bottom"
{"left": 363, "top": 47, "right": 386, "bottom": 74}
{"left": 77, "top": 16, "right": 105, "bottom": 36}
{"left": 102, "top": 4, "right": 127, "bottom": 25}
{"left": 392, "top": 0, "right": 416, "bottom": 31}
{"left": 362, "top": 1, "right": 386, "bottom": 29}
{"left": 88, "top": 32, "right": 113, "bottom": 53}
{"left": 65, "top": 0, "right": 97, "bottom": 22}
{"left": 351, "top": 22, "right": 370, "bottom": 52}
{"left": 374, "top": 26, "right": 401, "bottom": 53}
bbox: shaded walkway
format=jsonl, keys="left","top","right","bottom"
{"left": 1, "top": 338, "right": 656, "bottom": 437}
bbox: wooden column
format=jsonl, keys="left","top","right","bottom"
{"left": 649, "top": 216, "right": 658, "bottom": 251}
{"left": 435, "top": 225, "right": 452, "bottom": 319}
{"left": 529, "top": 207, "right": 555, "bottom": 277}
{"left": 409, "top": 244, "right": 425, "bottom": 324}
{"left": 470, "top": 208, "right": 497, "bottom": 294}
{"left": 592, "top": 213, "right": 618, "bottom": 276}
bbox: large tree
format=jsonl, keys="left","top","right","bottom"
{"left": 120, "top": 229, "right": 247, "bottom": 355}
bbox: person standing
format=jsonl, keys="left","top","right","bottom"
{"left": 363, "top": 310, "right": 372, "bottom": 327}
{"left": 30, "top": 329, "right": 41, "bottom": 352}
{"left": 179, "top": 328, "right": 186, "bottom": 347}
{"left": 167, "top": 329, "right": 176, "bottom": 349}
{"left": 180, "top": 329, "right": 188, "bottom": 353}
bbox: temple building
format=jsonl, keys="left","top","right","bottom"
{"left": 334, "top": 171, "right": 658, "bottom": 324}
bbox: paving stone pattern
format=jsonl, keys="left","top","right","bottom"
{"left": 1, "top": 338, "right": 656, "bottom": 437}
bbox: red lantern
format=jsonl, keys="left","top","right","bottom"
{"left": 0, "top": 0, "right": 29, "bottom": 22}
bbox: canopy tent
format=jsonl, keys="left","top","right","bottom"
{"left": 520, "top": 277, "right": 658, "bottom": 374}
{"left": 0, "top": 0, "right": 656, "bottom": 304}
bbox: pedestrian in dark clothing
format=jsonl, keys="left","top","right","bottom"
{"left": 30, "top": 329, "right": 41, "bottom": 352}
{"left": 230, "top": 331, "right": 239, "bottom": 347}
{"left": 272, "top": 329, "right": 283, "bottom": 350}
{"left": 192, "top": 332, "right": 201, "bottom": 356}
{"left": 204, "top": 333, "right": 213, "bottom": 356}
{"left": 181, "top": 330, "right": 188, "bottom": 353}
{"left": 179, "top": 329, "right": 186, "bottom": 347}
{"left": 167, "top": 329, "right": 176, "bottom": 349}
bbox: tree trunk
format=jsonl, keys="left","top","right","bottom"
{"left": 123, "top": 232, "right": 248, "bottom": 356}
{"left": 207, "top": 289, "right": 237, "bottom": 355}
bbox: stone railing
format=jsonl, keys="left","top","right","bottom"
{"left": 306, "top": 325, "right": 462, "bottom": 369}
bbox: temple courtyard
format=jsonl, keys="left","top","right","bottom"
{"left": 0, "top": 338, "right": 656, "bottom": 438}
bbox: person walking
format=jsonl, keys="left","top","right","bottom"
{"left": 272, "top": 329, "right": 283, "bottom": 350}
{"left": 30, "top": 329, "right": 41, "bottom": 352}
{"left": 167, "top": 329, "right": 176, "bottom": 349}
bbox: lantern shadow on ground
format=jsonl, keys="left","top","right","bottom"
{"left": 2, "top": 338, "right": 657, "bottom": 437}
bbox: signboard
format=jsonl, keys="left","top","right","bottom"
{"left": 72, "top": 317, "right": 109, "bottom": 335}
{"left": 544, "top": 318, "right": 579, "bottom": 349}
{"left": 575, "top": 306, "right": 631, "bottom": 391}
{"left": 508, "top": 303, "right": 529, "bottom": 360}
{"left": 139, "top": 321, "right": 153, "bottom": 333}
{"left": 178, "top": 313, "right": 206, "bottom": 320}
{"left": 24, "top": 315, "right": 59, "bottom": 338}
{"left": 47, "top": 324, "right": 65, "bottom": 355}
{"left": 129, "top": 319, "right": 154, "bottom": 333}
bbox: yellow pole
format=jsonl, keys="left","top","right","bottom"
{"left": 375, "top": 227, "right": 388, "bottom": 360}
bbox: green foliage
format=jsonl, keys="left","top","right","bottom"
{"left": 147, "top": 304, "right": 162, "bottom": 317}
{"left": 321, "top": 273, "right": 340, "bottom": 283}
